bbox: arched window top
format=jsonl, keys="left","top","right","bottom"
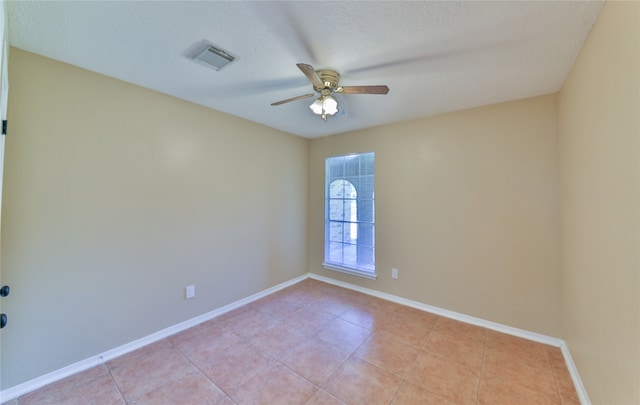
{"left": 329, "top": 179, "right": 357, "bottom": 199}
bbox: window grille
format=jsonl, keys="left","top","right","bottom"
{"left": 323, "top": 152, "right": 375, "bottom": 278}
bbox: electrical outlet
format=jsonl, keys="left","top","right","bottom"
{"left": 185, "top": 285, "right": 195, "bottom": 299}
{"left": 391, "top": 268, "right": 398, "bottom": 279}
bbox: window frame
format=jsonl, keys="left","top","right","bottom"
{"left": 322, "top": 152, "right": 376, "bottom": 280}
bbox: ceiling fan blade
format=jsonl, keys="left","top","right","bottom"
{"left": 271, "top": 93, "right": 315, "bottom": 106}
{"left": 339, "top": 85, "right": 389, "bottom": 95}
{"left": 297, "top": 63, "right": 324, "bottom": 89}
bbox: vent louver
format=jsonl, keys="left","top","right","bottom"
{"left": 194, "top": 45, "right": 235, "bottom": 71}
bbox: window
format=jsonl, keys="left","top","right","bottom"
{"left": 323, "top": 152, "right": 375, "bottom": 279}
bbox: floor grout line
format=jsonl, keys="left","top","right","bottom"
{"left": 102, "top": 357, "right": 126, "bottom": 404}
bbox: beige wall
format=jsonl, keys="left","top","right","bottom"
{"left": 309, "top": 95, "right": 562, "bottom": 337}
{"left": 0, "top": 49, "right": 308, "bottom": 388}
{"left": 557, "top": 1, "right": 640, "bottom": 404}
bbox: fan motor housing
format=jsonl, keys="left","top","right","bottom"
{"left": 315, "top": 70, "right": 340, "bottom": 90}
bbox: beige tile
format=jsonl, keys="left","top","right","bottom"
{"left": 230, "top": 363, "right": 316, "bottom": 405}
{"left": 106, "top": 339, "right": 172, "bottom": 371}
{"left": 478, "top": 375, "right": 561, "bottom": 405}
{"left": 355, "top": 331, "right": 419, "bottom": 377}
{"left": 283, "top": 306, "right": 337, "bottom": 334}
{"left": 353, "top": 296, "right": 402, "bottom": 314}
{"left": 169, "top": 321, "right": 241, "bottom": 363}
{"left": 391, "top": 381, "right": 457, "bottom": 405}
{"left": 338, "top": 306, "right": 390, "bottom": 330}
{"left": 214, "top": 306, "right": 250, "bottom": 323}
{"left": 304, "top": 389, "right": 346, "bottom": 405}
{"left": 250, "top": 294, "right": 305, "bottom": 320}
{"left": 20, "top": 364, "right": 108, "bottom": 399}
{"left": 392, "top": 306, "right": 439, "bottom": 328}
{"left": 316, "top": 317, "right": 371, "bottom": 353}
{"left": 199, "top": 340, "right": 274, "bottom": 392}
{"left": 43, "top": 376, "right": 123, "bottom": 405}
{"left": 483, "top": 345, "right": 559, "bottom": 399}
{"left": 19, "top": 365, "right": 124, "bottom": 405}
{"left": 270, "top": 284, "right": 325, "bottom": 304}
{"left": 295, "top": 279, "right": 343, "bottom": 297}
{"left": 424, "top": 328, "right": 485, "bottom": 373}
{"left": 133, "top": 371, "right": 233, "bottom": 405}
{"left": 545, "top": 346, "right": 566, "bottom": 369}
{"left": 217, "top": 307, "right": 278, "bottom": 338}
{"left": 374, "top": 315, "right": 432, "bottom": 348}
{"left": 167, "top": 319, "right": 220, "bottom": 346}
{"left": 406, "top": 350, "right": 479, "bottom": 405}
{"left": 486, "top": 331, "right": 550, "bottom": 368}
{"left": 325, "top": 286, "right": 366, "bottom": 303}
{"left": 248, "top": 321, "right": 309, "bottom": 359}
{"left": 323, "top": 357, "right": 402, "bottom": 405}
{"left": 546, "top": 348, "right": 579, "bottom": 399}
{"left": 281, "top": 337, "right": 350, "bottom": 385}
{"left": 108, "top": 344, "right": 198, "bottom": 402}
{"left": 551, "top": 364, "right": 578, "bottom": 396}
{"left": 559, "top": 390, "right": 582, "bottom": 405}
{"left": 312, "top": 296, "right": 354, "bottom": 316}
{"left": 433, "top": 317, "right": 488, "bottom": 343}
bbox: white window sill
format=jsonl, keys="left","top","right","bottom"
{"left": 322, "top": 263, "right": 377, "bottom": 280}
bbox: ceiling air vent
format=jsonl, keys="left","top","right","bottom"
{"left": 194, "top": 45, "right": 235, "bottom": 71}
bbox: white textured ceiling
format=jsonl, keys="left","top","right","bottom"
{"left": 8, "top": 1, "right": 603, "bottom": 138}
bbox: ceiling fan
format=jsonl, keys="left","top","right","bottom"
{"left": 271, "top": 63, "right": 389, "bottom": 121}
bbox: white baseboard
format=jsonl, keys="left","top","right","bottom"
{"left": 0, "top": 274, "right": 307, "bottom": 403}
{"left": 560, "top": 343, "right": 592, "bottom": 405}
{"left": 309, "top": 273, "right": 563, "bottom": 346}
{"left": 309, "top": 273, "right": 591, "bottom": 405}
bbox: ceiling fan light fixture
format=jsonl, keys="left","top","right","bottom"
{"left": 309, "top": 95, "right": 338, "bottom": 121}
{"left": 323, "top": 95, "right": 338, "bottom": 115}
{"left": 309, "top": 98, "right": 325, "bottom": 115}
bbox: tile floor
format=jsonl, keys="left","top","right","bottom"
{"left": 5, "top": 279, "right": 580, "bottom": 405}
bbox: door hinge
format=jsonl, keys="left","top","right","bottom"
{"left": 2, "top": 120, "right": 6, "bottom": 135}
